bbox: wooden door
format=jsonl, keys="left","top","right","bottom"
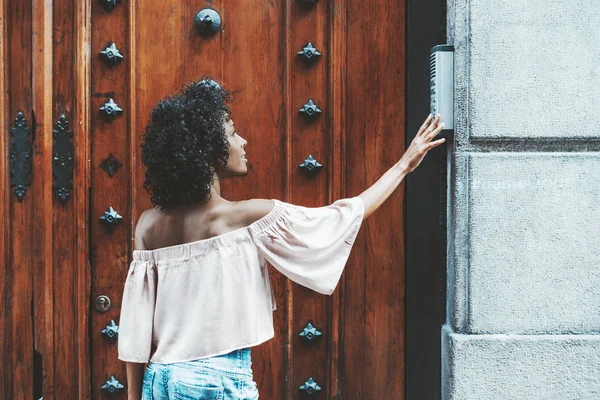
{"left": 0, "top": 0, "right": 405, "bottom": 398}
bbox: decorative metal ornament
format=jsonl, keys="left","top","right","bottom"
{"left": 298, "top": 0, "right": 318, "bottom": 9}
{"left": 100, "top": 153, "right": 122, "bottom": 177}
{"left": 100, "top": 0, "right": 121, "bottom": 12}
{"left": 52, "top": 114, "right": 74, "bottom": 204}
{"left": 99, "top": 206, "right": 123, "bottom": 231}
{"left": 299, "top": 155, "right": 322, "bottom": 175}
{"left": 95, "top": 295, "right": 112, "bottom": 312}
{"left": 297, "top": 42, "right": 321, "bottom": 62}
{"left": 299, "top": 377, "right": 322, "bottom": 395}
{"left": 101, "top": 319, "right": 119, "bottom": 340}
{"left": 100, "top": 42, "right": 124, "bottom": 65}
{"left": 100, "top": 98, "right": 123, "bottom": 119}
{"left": 9, "top": 112, "right": 32, "bottom": 201}
{"left": 100, "top": 375, "right": 125, "bottom": 394}
{"left": 299, "top": 99, "right": 322, "bottom": 118}
{"left": 299, "top": 321, "right": 322, "bottom": 341}
{"left": 195, "top": 9, "right": 222, "bottom": 36}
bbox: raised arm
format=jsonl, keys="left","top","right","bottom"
{"left": 358, "top": 113, "right": 445, "bottom": 220}
{"left": 241, "top": 114, "right": 445, "bottom": 224}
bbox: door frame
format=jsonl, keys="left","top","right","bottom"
{"left": 405, "top": 0, "right": 448, "bottom": 398}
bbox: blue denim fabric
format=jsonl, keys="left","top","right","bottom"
{"left": 142, "top": 348, "right": 259, "bottom": 400}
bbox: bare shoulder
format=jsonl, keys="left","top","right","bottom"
{"left": 233, "top": 198, "right": 276, "bottom": 227}
{"left": 133, "top": 208, "right": 156, "bottom": 250}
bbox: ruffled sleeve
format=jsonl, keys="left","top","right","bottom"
{"left": 251, "top": 196, "right": 365, "bottom": 295}
{"left": 117, "top": 259, "right": 157, "bottom": 363}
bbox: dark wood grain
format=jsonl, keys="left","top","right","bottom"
{"left": 7, "top": 0, "right": 34, "bottom": 399}
{"left": 343, "top": 0, "right": 407, "bottom": 398}
{"left": 90, "top": 0, "right": 131, "bottom": 397}
{"left": 52, "top": 0, "right": 81, "bottom": 398}
{"left": 326, "top": 1, "right": 347, "bottom": 397}
{"left": 290, "top": 0, "right": 331, "bottom": 398}
{"left": 220, "top": 0, "right": 288, "bottom": 398}
{"left": 2, "top": 1, "right": 409, "bottom": 398}
{"left": 75, "top": 0, "right": 92, "bottom": 397}
{"left": 0, "top": 1, "right": 7, "bottom": 398}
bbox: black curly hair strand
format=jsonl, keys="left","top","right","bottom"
{"left": 140, "top": 78, "right": 233, "bottom": 211}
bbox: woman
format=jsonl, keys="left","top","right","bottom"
{"left": 117, "top": 79, "right": 446, "bottom": 400}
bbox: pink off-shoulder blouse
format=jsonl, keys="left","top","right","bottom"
{"left": 117, "top": 196, "right": 365, "bottom": 364}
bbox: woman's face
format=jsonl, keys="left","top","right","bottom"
{"left": 221, "top": 114, "right": 248, "bottom": 177}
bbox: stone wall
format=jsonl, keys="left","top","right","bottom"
{"left": 444, "top": 0, "right": 600, "bottom": 398}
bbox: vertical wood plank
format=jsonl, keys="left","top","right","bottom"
{"left": 90, "top": 0, "right": 131, "bottom": 396}
{"left": 343, "top": 0, "right": 406, "bottom": 398}
{"left": 32, "top": 0, "right": 54, "bottom": 397}
{"left": 289, "top": 1, "right": 331, "bottom": 398}
{"left": 51, "top": 0, "right": 86, "bottom": 396}
{"left": 284, "top": 2, "right": 294, "bottom": 398}
{"left": 10, "top": 0, "right": 35, "bottom": 398}
{"left": 221, "top": 0, "right": 288, "bottom": 398}
{"left": 327, "top": 0, "right": 347, "bottom": 398}
{"left": 75, "top": 0, "right": 92, "bottom": 397}
{"left": 0, "top": 0, "right": 8, "bottom": 397}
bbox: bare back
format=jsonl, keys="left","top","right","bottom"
{"left": 134, "top": 199, "right": 275, "bottom": 251}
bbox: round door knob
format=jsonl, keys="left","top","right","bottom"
{"left": 299, "top": 321, "right": 322, "bottom": 341}
{"left": 299, "top": 377, "right": 322, "bottom": 395}
{"left": 195, "top": 9, "right": 221, "bottom": 36}
{"left": 95, "top": 295, "right": 112, "bottom": 312}
{"left": 101, "top": 375, "right": 125, "bottom": 394}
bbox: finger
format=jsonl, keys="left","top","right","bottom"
{"left": 428, "top": 137, "right": 446, "bottom": 148}
{"left": 422, "top": 114, "right": 441, "bottom": 137}
{"left": 432, "top": 114, "right": 442, "bottom": 129}
{"left": 427, "top": 122, "right": 445, "bottom": 140}
{"left": 417, "top": 114, "right": 433, "bottom": 136}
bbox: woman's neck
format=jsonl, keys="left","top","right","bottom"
{"left": 212, "top": 171, "right": 222, "bottom": 197}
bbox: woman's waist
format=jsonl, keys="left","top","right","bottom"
{"left": 163, "top": 348, "right": 253, "bottom": 375}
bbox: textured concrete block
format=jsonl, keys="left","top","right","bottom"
{"left": 444, "top": 1, "right": 600, "bottom": 398}
{"left": 442, "top": 325, "right": 600, "bottom": 400}
{"left": 449, "top": 0, "right": 600, "bottom": 142}
{"left": 448, "top": 153, "right": 600, "bottom": 333}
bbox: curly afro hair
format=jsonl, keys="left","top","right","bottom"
{"left": 141, "top": 78, "right": 233, "bottom": 211}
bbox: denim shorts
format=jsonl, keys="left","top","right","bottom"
{"left": 142, "top": 348, "right": 259, "bottom": 399}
